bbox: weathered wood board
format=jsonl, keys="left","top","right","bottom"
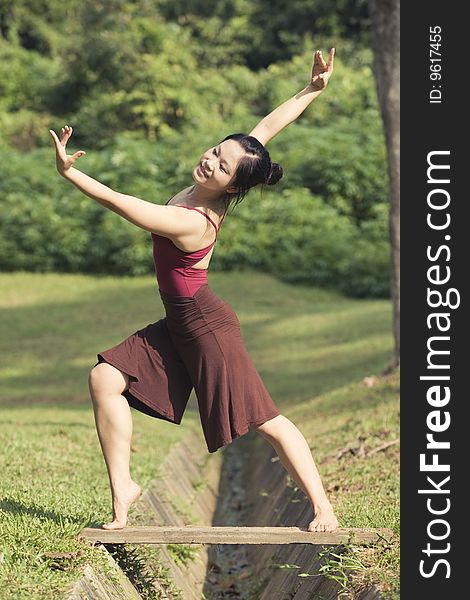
{"left": 79, "top": 525, "right": 394, "bottom": 545}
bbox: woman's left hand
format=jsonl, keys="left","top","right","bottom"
{"left": 49, "top": 125, "right": 86, "bottom": 176}
{"left": 310, "top": 48, "right": 335, "bottom": 92}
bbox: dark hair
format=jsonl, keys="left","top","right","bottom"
{"left": 219, "top": 133, "right": 283, "bottom": 208}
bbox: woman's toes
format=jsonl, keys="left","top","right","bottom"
{"left": 102, "top": 482, "right": 142, "bottom": 530}
{"left": 102, "top": 519, "right": 126, "bottom": 530}
{"left": 307, "top": 515, "right": 339, "bottom": 533}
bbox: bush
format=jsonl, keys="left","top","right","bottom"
{"left": 215, "top": 187, "right": 390, "bottom": 298}
{"left": 0, "top": 29, "right": 391, "bottom": 299}
{"left": 0, "top": 40, "right": 59, "bottom": 114}
{"left": 0, "top": 142, "right": 390, "bottom": 297}
{"left": 262, "top": 46, "right": 388, "bottom": 225}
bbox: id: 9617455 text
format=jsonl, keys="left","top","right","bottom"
{"left": 429, "top": 26, "right": 442, "bottom": 104}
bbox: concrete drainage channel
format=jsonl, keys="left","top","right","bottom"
{"left": 71, "top": 427, "right": 385, "bottom": 599}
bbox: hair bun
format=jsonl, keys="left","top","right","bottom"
{"left": 265, "top": 162, "right": 283, "bottom": 186}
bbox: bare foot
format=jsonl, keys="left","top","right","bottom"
{"left": 307, "top": 503, "right": 339, "bottom": 533}
{"left": 101, "top": 481, "right": 142, "bottom": 530}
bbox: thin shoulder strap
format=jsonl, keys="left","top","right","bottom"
{"left": 165, "top": 197, "right": 227, "bottom": 234}
{"left": 180, "top": 207, "right": 219, "bottom": 233}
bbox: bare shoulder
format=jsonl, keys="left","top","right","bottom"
{"left": 165, "top": 186, "right": 226, "bottom": 252}
{"left": 166, "top": 186, "right": 194, "bottom": 206}
{"left": 167, "top": 186, "right": 226, "bottom": 221}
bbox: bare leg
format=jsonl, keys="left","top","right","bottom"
{"left": 88, "top": 362, "right": 142, "bottom": 529}
{"left": 253, "top": 414, "right": 339, "bottom": 532}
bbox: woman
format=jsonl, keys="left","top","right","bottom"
{"left": 50, "top": 48, "right": 338, "bottom": 533}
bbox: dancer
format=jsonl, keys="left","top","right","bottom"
{"left": 49, "top": 48, "right": 338, "bottom": 532}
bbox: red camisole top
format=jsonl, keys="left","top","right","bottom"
{"left": 151, "top": 198, "right": 227, "bottom": 296}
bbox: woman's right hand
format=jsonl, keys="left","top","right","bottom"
{"left": 49, "top": 125, "right": 86, "bottom": 176}
{"left": 310, "top": 48, "right": 335, "bottom": 92}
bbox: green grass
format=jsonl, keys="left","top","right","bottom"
{"left": 0, "top": 404, "right": 194, "bottom": 599}
{"left": 287, "top": 371, "right": 399, "bottom": 598}
{"left": 0, "top": 270, "right": 398, "bottom": 598}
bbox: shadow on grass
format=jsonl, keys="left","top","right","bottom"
{"left": 0, "top": 497, "right": 101, "bottom": 528}
{"left": 0, "top": 273, "right": 393, "bottom": 407}
{"left": 0, "top": 419, "right": 91, "bottom": 427}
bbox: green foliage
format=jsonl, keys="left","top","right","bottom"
{"left": 0, "top": 0, "right": 74, "bottom": 55}
{"left": 0, "top": 1, "right": 390, "bottom": 298}
{"left": 0, "top": 40, "right": 48, "bottom": 112}
{"left": 215, "top": 188, "right": 390, "bottom": 298}
{"left": 0, "top": 141, "right": 389, "bottom": 297}
{"left": 156, "top": 0, "right": 371, "bottom": 69}
{"left": 245, "top": 0, "right": 371, "bottom": 68}
{"left": 271, "top": 120, "right": 387, "bottom": 224}
{"left": 261, "top": 45, "right": 386, "bottom": 224}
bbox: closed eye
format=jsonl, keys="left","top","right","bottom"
{"left": 213, "top": 147, "right": 227, "bottom": 173}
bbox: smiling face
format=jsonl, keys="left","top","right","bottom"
{"left": 192, "top": 139, "right": 247, "bottom": 193}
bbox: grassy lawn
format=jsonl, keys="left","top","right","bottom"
{"left": 287, "top": 369, "right": 399, "bottom": 598}
{"left": 0, "top": 270, "right": 398, "bottom": 599}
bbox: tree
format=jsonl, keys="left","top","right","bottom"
{"left": 368, "top": 0, "right": 400, "bottom": 372}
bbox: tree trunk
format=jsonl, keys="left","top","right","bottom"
{"left": 368, "top": 0, "right": 400, "bottom": 373}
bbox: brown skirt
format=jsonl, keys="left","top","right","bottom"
{"left": 94, "top": 283, "right": 281, "bottom": 453}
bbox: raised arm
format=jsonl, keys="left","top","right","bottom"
{"left": 48, "top": 126, "right": 203, "bottom": 240}
{"left": 249, "top": 48, "right": 335, "bottom": 146}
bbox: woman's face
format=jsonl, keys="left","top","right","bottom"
{"left": 192, "top": 139, "right": 246, "bottom": 193}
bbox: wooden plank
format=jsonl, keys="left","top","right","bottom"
{"left": 79, "top": 526, "right": 394, "bottom": 546}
